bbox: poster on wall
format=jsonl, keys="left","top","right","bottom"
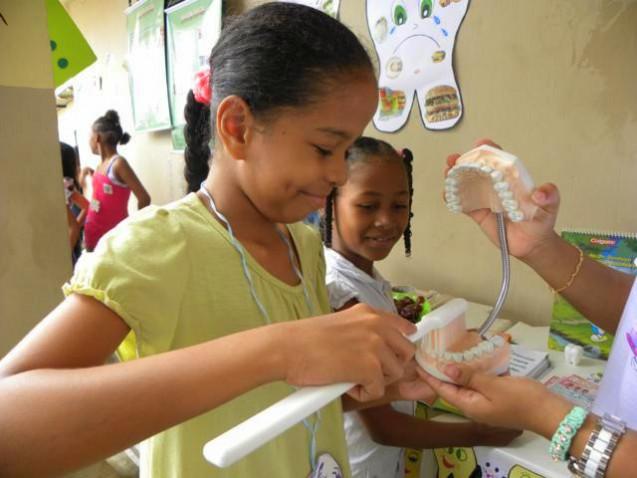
{"left": 166, "top": 0, "right": 222, "bottom": 151}
{"left": 45, "top": 0, "right": 97, "bottom": 88}
{"left": 125, "top": 0, "right": 171, "bottom": 132}
{"left": 366, "top": 0, "right": 469, "bottom": 132}
{"left": 281, "top": 0, "right": 340, "bottom": 19}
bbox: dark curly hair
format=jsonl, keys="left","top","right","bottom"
{"left": 92, "top": 110, "right": 130, "bottom": 147}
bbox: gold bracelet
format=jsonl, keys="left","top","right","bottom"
{"left": 551, "top": 245, "right": 584, "bottom": 294}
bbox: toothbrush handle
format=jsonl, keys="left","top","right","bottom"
{"left": 203, "top": 382, "right": 353, "bottom": 467}
{"left": 203, "top": 318, "right": 439, "bottom": 468}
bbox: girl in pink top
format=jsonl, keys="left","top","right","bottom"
{"left": 84, "top": 110, "right": 150, "bottom": 251}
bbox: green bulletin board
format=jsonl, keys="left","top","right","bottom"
{"left": 125, "top": 0, "right": 172, "bottom": 132}
{"left": 166, "top": 0, "right": 222, "bottom": 151}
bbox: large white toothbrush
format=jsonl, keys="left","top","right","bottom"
{"left": 202, "top": 298, "right": 467, "bottom": 468}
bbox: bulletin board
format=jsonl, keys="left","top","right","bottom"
{"left": 165, "top": 0, "right": 222, "bottom": 151}
{"left": 125, "top": 0, "right": 172, "bottom": 132}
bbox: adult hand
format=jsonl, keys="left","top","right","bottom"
{"left": 445, "top": 138, "right": 562, "bottom": 261}
{"left": 419, "top": 362, "right": 571, "bottom": 436}
{"left": 283, "top": 303, "right": 417, "bottom": 402}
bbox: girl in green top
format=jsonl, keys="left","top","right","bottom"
{"left": 0, "top": 3, "right": 424, "bottom": 477}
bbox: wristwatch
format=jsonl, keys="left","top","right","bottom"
{"left": 567, "top": 413, "right": 626, "bottom": 478}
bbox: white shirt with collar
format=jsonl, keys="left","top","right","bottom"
{"left": 324, "top": 247, "right": 414, "bottom": 478}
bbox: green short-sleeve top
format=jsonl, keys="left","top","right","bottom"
{"left": 64, "top": 193, "right": 351, "bottom": 478}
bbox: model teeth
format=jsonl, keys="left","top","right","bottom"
{"left": 489, "top": 335, "right": 505, "bottom": 347}
{"left": 445, "top": 193, "right": 458, "bottom": 204}
{"left": 498, "top": 190, "right": 513, "bottom": 200}
{"left": 494, "top": 181, "right": 509, "bottom": 192}
{"left": 508, "top": 210, "right": 524, "bottom": 222}
{"left": 502, "top": 199, "right": 518, "bottom": 210}
{"left": 490, "top": 170, "right": 503, "bottom": 181}
{"left": 445, "top": 177, "right": 458, "bottom": 187}
{"left": 476, "top": 341, "right": 494, "bottom": 354}
{"left": 479, "top": 165, "right": 493, "bottom": 174}
{"left": 463, "top": 349, "right": 476, "bottom": 361}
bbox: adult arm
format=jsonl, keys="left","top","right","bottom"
{"left": 422, "top": 365, "right": 635, "bottom": 478}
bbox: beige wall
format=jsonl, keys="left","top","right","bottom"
{"left": 59, "top": 0, "right": 637, "bottom": 326}
{"left": 343, "top": 0, "right": 637, "bottom": 325}
{"left": 0, "top": 1, "right": 72, "bottom": 356}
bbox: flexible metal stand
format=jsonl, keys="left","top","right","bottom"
{"left": 477, "top": 212, "right": 510, "bottom": 338}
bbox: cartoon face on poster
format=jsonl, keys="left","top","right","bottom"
{"left": 366, "top": 0, "right": 469, "bottom": 132}
{"left": 282, "top": 0, "right": 340, "bottom": 18}
{"left": 433, "top": 447, "right": 480, "bottom": 478}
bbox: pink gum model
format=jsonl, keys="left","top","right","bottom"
{"left": 444, "top": 144, "right": 537, "bottom": 222}
{"left": 414, "top": 298, "right": 510, "bottom": 383}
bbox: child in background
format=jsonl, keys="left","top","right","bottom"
{"left": 84, "top": 109, "right": 150, "bottom": 251}
{"left": 0, "top": 5, "right": 423, "bottom": 478}
{"left": 323, "top": 137, "right": 521, "bottom": 478}
{"left": 60, "top": 141, "right": 89, "bottom": 264}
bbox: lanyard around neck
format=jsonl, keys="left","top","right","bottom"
{"left": 199, "top": 183, "right": 316, "bottom": 320}
{"left": 199, "top": 183, "right": 321, "bottom": 470}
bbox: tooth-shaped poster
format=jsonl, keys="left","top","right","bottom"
{"left": 366, "top": 0, "right": 469, "bottom": 132}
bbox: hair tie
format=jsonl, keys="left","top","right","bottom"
{"left": 193, "top": 66, "right": 212, "bottom": 105}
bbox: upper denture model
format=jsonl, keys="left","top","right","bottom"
{"left": 445, "top": 145, "right": 537, "bottom": 222}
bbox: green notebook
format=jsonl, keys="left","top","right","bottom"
{"left": 548, "top": 230, "right": 637, "bottom": 360}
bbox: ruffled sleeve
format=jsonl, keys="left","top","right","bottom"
{"left": 63, "top": 206, "right": 190, "bottom": 357}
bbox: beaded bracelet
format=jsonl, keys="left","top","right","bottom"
{"left": 549, "top": 406, "right": 588, "bottom": 461}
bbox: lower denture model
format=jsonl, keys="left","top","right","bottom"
{"left": 414, "top": 298, "right": 510, "bottom": 383}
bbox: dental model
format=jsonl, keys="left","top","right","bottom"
{"left": 444, "top": 144, "right": 537, "bottom": 222}
{"left": 414, "top": 298, "right": 510, "bottom": 382}
{"left": 203, "top": 299, "right": 471, "bottom": 468}
{"left": 442, "top": 145, "right": 538, "bottom": 345}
